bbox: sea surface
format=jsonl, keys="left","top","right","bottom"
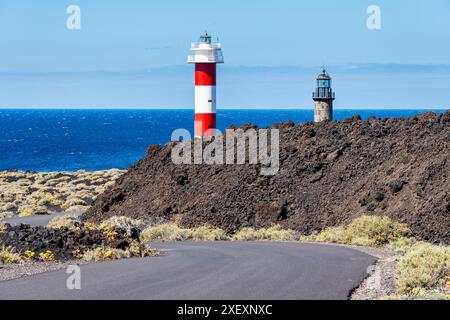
{"left": 0, "top": 109, "right": 444, "bottom": 172}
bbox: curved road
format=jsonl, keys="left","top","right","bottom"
{"left": 0, "top": 241, "right": 375, "bottom": 300}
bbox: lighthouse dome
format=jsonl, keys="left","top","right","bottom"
{"left": 317, "top": 69, "right": 331, "bottom": 80}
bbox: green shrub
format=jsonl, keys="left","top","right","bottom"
{"left": 396, "top": 243, "right": 450, "bottom": 295}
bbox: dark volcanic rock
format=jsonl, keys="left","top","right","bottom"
{"left": 0, "top": 223, "right": 141, "bottom": 260}
{"left": 83, "top": 111, "right": 450, "bottom": 244}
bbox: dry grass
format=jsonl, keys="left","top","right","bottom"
{"left": 189, "top": 226, "right": 229, "bottom": 241}
{"left": 232, "top": 225, "right": 296, "bottom": 241}
{"left": 65, "top": 205, "right": 91, "bottom": 212}
{"left": 301, "top": 215, "right": 410, "bottom": 247}
{"left": 396, "top": 243, "right": 450, "bottom": 296}
{"left": 140, "top": 223, "right": 297, "bottom": 242}
{"left": 0, "top": 170, "right": 125, "bottom": 218}
{"left": 140, "top": 223, "right": 229, "bottom": 242}
{"left": 0, "top": 211, "right": 14, "bottom": 219}
{"left": 81, "top": 243, "right": 158, "bottom": 261}
{"left": 82, "top": 247, "right": 131, "bottom": 261}
{"left": 61, "top": 197, "right": 87, "bottom": 210}
{"left": 140, "top": 223, "right": 194, "bottom": 242}
{"left": 101, "top": 216, "right": 145, "bottom": 231}
{"left": 47, "top": 215, "right": 80, "bottom": 229}
{"left": 387, "top": 237, "right": 419, "bottom": 252}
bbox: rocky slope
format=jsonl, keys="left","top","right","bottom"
{"left": 83, "top": 111, "right": 450, "bottom": 244}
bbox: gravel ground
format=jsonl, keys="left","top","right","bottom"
{"left": 0, "top": 260, "right": 87, "bottom": 282}
{"left": 301, "top": 242, "right": 401, "bottom": 300}
{"left": 348, "top": 245, "right": 401, "bottom": 300}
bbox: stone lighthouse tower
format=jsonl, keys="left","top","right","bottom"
{"left": 313, "top": 69, "right": 335, "bottom": 122}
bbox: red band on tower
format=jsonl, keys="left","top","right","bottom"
{"left": 195, "top": 63, "right": 216, "bottom": 86}
{"left": 195, "top": 113, "right": 217, "bottom": 137}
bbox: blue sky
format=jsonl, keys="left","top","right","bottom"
{"left": 0, "top": 0, "right": 449, "bottom": 108}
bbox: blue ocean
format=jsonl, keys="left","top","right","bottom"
{"left": 0, "top": 109, "right": 445, "bottom": 172}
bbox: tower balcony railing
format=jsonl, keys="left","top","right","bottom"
{"left": 188, "top": 53, "right": 224, "bottom": 63}
{"left": 312, "top": 92, "right": 335, "bottom": 99}
{"left": 190, "top": 42, "right": 222, "bottom": 50}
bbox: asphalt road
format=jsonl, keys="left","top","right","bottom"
{"left": 0, "top": 241, "right": 375, "bottom": 300}
{"left": 3, "top": 211, "right": 83, "bottom": 227}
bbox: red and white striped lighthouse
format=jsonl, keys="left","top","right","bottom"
{"left": 188, "top": 32, "right": 224, "bottom": 137}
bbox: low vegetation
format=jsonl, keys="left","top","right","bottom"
{"left": 139, "top": 223, "right": 298, "bottom": 243}
{"left": 101, "top": 216, "right": 145, "bottom": 232}
{"left": 233, "top": 225, "right": 296, "bottom": 241}
{"left": 301, "top": 215, "right": 410, "bottom": 247}
{"left": 395, "top": 243, "right": 450, "bottom": 296}
{"left": 82, "top": 247, "right": 131, "bottom": 262}
{"left": 0, "top": 169, "right": 125, "bottom": 218}
{"left": 140, "top": 223, "right": 229, "bottom": 242}
{"left": 47, "top": 215, "right": 80, "bottom": 229}
{"left": 39, "top": 250, "right": 55, "bottom": 262}
{"left": 82, "top": 243, "right": 158, "bottom": 262}
{"left": 0, "top": 244, "right": 22, "bottom": 264}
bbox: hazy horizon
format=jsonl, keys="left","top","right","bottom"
{"left": 1, "top": 1, "right": 449, "bottom": 109}
{"left": 1, "top": 63, "right": 449, "bottom": 109}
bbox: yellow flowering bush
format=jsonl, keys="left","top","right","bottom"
{"left": 103, "top": 226, "right": 119, "bottom": 241}
{"left": 82, "top": 247, "right": 131, "bottom": 261}
{"left": 24, "top": 250, "right": 35, "bottom": 259}
{"left": 39, "top": 250, "right": 55, "bottom": 262}
{"left": 84, "top": 222, "right": 98, "bottom": 231}
{"left": 0, "top": 245, "right": 22, "bottom": 264}
{"left": 19, "top": 207, "right": 33, "bottom": 217}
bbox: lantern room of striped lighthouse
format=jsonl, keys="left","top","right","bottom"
{"left": 188, "top": 31, "right": 224, "bottom": 137}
